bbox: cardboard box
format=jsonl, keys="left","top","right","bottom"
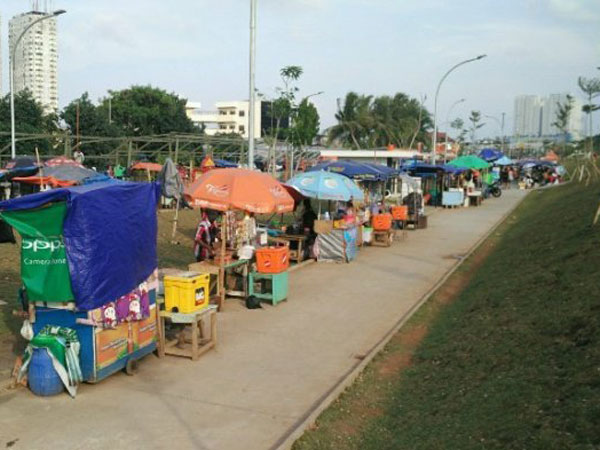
{"left": 314, "top": 220, "right": 333, "bottom": 234}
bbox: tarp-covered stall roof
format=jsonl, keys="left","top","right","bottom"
{"left": 0, "top": 181, "right": 160, "bottom": 310}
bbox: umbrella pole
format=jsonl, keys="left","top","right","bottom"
{"left": 171, "top": 197, "right": 180, "bottom": 240}
{"left": 219, "top": 212, "right": 227, "bottom": 312}
{"left": 35, "top": 147, "right": 46, "bottom": 191}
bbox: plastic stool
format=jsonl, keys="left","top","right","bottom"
{"left": 249, "top": 271, "right": 289, "bottom": 305}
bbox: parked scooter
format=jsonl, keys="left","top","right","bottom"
{"left": 484, "top": 181, "right": 502, "bottom": 198}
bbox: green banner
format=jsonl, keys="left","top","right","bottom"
{"left": 0, "top": 202, "right": 74, "bottom": 302}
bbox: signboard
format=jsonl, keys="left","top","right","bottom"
{"left": 0, "top": 202, "right": 74, "bottom": 302}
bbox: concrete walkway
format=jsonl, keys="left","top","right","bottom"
{"left": 0, "top": 190, "right": 526, "bottom": 450}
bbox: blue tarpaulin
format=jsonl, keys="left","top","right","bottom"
{"left": 478, "top": 148, "right": 504, "bottom": 162}
{"left": 0, "top": 181, "right": 160, "bottom": 310}
{"left": 307, "top": 160, "right": 385, "bottom": 181}
{"left": 214, "top": 159, "right": 238, "bottom": 168}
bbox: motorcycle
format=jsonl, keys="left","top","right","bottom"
{"left": 484, "top": 181, "right": 502, "bottom": 198}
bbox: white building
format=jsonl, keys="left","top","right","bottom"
{"left": 540, "top": 94, "right": 584, "bottom": 140}
{"left": 186, "top": 100, "right": 263, "bottom": 139}
{"left": 513, "top": 95, "right": 542, "bottom": 138}
{"left": 514, "top": 94, "right": 584, "bottom": 142}
{"left": 9, "top": 10, "right": 59, "bottom": 113}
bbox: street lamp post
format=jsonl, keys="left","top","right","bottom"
{"left": 10, "top": 9, "right": 66, "bottom": 159}
{"left": 431, "top": 54, "right": 486, "bottom": 165}
{"left": 484, "top": 113, "right": 505, "bottom": 153}
{"left": 247, "top": 0, "right": 257, "bottom": 169}
{"left": 443, "top": 98, "right": 465, "bottom": 163}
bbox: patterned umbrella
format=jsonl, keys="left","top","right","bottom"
{"left": 287, "top": 170, "right": 364, "bottom": 202}
{"left": 45, "top": 156, "right": 84, "bottom": 168}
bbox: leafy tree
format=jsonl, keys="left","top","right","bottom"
{"left": 450, "top": 118, "right": 467, "bottom": 144}
{"left": 61, "top": 93, "right": 124, "bottom": 157}
{"left": 328, "top": 92, "right": 431, "bottom": 149}
{"left": 264, "top": 66, "right": 305, "bottom": 172}
{"left": 0, "top": 90, "right": 58, "bottom": 155}
{"left": 552, "top": 94, "right": 574, "bottom": 155}
{"left": 468, "top": 110, "right": 485, "bottom": 146}
{"left": 101, "top": 85, "right": 199, "bottom": 136}
{"left": 578, "top": 75, "right": 600, "bottom": 153}
{"left": 371, "top": 93, "right": 430, "bottom": 149}
{"left": 290, "top": 98, "right": 320, "bottom": 149}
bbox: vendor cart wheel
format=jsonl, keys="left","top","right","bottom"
{"left": 124, "top": 359, "right": 139, "bottom": 376}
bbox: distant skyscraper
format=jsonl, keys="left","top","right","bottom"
{"left": 513, "top": 95, "right": 542, "bottom": 138}
{"left": 540, "top": 94, "right": 584, "bottom": 141}
{"left": 514, "top": 94, "right": 583, "bottom": 141}
{"left": 9, "top": 10, "right": 59, "bottom": 113}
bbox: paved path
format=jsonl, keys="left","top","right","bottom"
{"left": 0, "top": 190, "right": 526, "bottom": 450}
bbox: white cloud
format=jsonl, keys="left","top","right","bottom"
{"left": 547, "top": 0, "right": 600, "bottom": 22}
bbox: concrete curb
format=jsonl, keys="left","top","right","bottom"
{"left": 271, "top": 192, "right": 531, "bottom": 450}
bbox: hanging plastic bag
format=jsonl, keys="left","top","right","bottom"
{"left": 20, "top": 320, "right": 34, "bottom": 341}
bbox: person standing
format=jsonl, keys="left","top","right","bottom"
{"left": 73, "top": 149, "right": 85, "bottom": 165}
{"left": 194, "top": 211, "right": 217, "bottom": 262}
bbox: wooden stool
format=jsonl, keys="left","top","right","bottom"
{"left": 158, "top": 306, "right": 217, "bottom": 360}
{"left": 371, "top": 230, "right": 393, "bottom": 247}
{"left": 249, "top": 271, "right": 289, "bottom": 305}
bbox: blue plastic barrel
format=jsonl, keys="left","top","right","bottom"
{"left": 28, "top": 348, "right": 64, "bottom": 396}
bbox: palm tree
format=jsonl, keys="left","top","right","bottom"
{"left": 328, "top": 92, "right": 373, "bottom": 149}
{"left": 578, "top": 75, "right": 600, "bottom": 153}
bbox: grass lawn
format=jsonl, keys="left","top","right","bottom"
{"left": 294, "top": 179, "right": 600, "bottom": 450}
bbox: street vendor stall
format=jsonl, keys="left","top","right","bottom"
{"left": 448, "top": 155, "right": 490, "bottom": 206}
{"left": 0, "top": 181, "right": 160, "bottom": 394}
{"left": 185, "top": 168, "right": 295, "bottom": 309}
{"left": 287, "top": 171, "right": 364, "bottom": 262}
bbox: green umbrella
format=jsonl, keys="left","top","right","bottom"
{"left": 448, "top": 155, "right": 490, "bottom": 170}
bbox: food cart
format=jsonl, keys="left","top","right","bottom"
{"left": 0, "top": 181, "right": 160, "bottom": 384}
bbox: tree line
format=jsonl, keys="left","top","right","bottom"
{"left": 0, "top": 85, "right": 200, "bottom": 158}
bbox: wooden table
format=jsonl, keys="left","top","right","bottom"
{"left": 468, "top": 191, "right": 483, "bottom": 206}
{"left": 187, "top": 259, "right": 249, "bottom": 311}
{"left": 157, "top": 306, "right": 217, "bottom": 361}
{"left": 268, "top": 234, "right": 307, "bottom": 264}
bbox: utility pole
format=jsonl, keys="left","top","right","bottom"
{"left": 248, "top": 0, "right": 257, "bottom": 169}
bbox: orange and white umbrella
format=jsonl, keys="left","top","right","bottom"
{"left": 184, "top": 168, "right": 294, "bottom": 214}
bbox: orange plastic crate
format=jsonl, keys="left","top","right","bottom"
{"left": 255, "top": 246, "right": 289, "bottom": 273}
{"left": 391, "top": 206, "right": 408, "bottom": 221}
{"left": 372, "top": 213, "right": 392, "bottom": 231}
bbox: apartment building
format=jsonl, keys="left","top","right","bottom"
{"left": 186, "top": 100, "right": 287, "bottom": 139}
{"left": 9, "top": 10, "right": 59, "bottom": 113}
{"left": 514, "top": 94, "right": 583, "bottom": 141}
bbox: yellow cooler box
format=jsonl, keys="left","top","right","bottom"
{"left": 164, "top": 272, "right": 210, "bottom": 313}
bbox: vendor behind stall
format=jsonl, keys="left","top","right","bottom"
{"left": 194, "top": 210, "right": 218, "bottom": 262}
{"left": 342, "top": 199, "right": 356, "bottom": 226}
{"left": 301, "top": 199, "right": 317, "bottom": 235}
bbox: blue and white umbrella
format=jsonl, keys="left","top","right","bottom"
{"left": 287, "top": 170, "right": 364, "bottom": 202}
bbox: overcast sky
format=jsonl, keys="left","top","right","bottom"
{"left": 1, "top": 0, "right": 599, "bottom": 137}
